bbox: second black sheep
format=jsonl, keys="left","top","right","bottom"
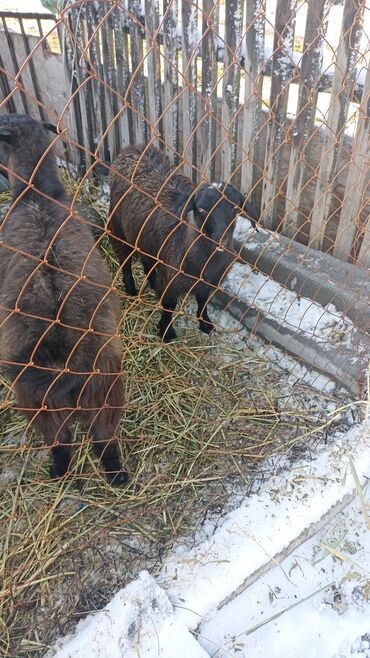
{"left": 109, "top": 143, "right": 257, "bottom": 341}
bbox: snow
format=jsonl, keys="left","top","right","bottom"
{"left": 158, "top": 422, "right": 370, "bottom": 630}
{"left": 213, "top": 306, "right": 339, "bottom": 395}
{"left": 47, "top": 421, "right": 370, "bottom": 657}
{"left": 47, "top": 571, "right": 209, "bottom": 658}
{"left": 222, "top": 260, "right": 354, "bottom": 350}
{"left": 199, "top": 492, "right": 370, "bottom": 657}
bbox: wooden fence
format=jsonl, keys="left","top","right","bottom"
{"left": 0, "top": 0, "right": 369, "bottom": 265}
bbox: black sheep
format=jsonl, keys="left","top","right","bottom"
{"left": 0, "top": 114, "right": 128, "bottom": 485}
{"left": 109, "top": 143, "right": 257, "bottom": 341}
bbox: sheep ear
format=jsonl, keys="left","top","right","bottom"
{"left": 43, "top": 122, "right": 59, "bottom": 134}
{"left": 241, "top": 197, "right": 259, "bottom": 230}
{"left": 181, "top": 195, "right": 196, "bottom": 219}
{"left": 0, "top": 129, "right": 13, "bottom": 143}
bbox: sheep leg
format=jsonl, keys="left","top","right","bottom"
{"left": 142, "top": 257, "right": 157, "bottom": 289}
{"left": 50, "top": 437, "right": 73, "bottom": 479}
{"left": 91, "top": 437, "right": 128, "bottom": 486}
{"left": 196, "top": 294, "right": 214, "bottom": 335}
{"left": 109, "top": 233, "right": 137, "bottom": 295}
{"left": 15, "top": 385, "right": 73, "bottom": 479}
{"left": 120, "top": 248, "right": 137, "bottom": 296}
{"left": 158, "top": 297, "right": 178, "bottom": 342}
{"left": 89, "top": 391, "right": 128, "bottom": 486}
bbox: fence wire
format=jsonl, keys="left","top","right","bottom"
{"left": 0, "top": 0, "right": 370, "bottom": 655}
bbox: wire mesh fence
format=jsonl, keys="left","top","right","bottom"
{"left": 0, "top": 0, "right": 369, "bottom": 655}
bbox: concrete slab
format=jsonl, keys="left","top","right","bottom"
{"left": 215, "top": 223, "right": 370, "bottom": 396}
{"left": 234, "top": 225, "right": 370, "bottom": 329}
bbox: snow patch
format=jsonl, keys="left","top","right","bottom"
{"left": 200, "top": 491, "right": 370, "bottom": 657}
{"left": 159, "top": 422, "right": 370, "bottom": 629}
{"left": 222, "top": 232, "right": 355, "bottom": 352}
{"left": 46, "top": 571, "right": 208, "bottom": 658}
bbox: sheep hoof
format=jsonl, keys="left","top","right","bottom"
{"left": 124, "top": 282, "right": 138, "bottom": 296}
{"left": 160, "top": 327, "right": 177, "bottom": 342}
{"left": 199, "top": 322, "right": 214, "bottom": 335}
{"left": 106, "top": 469, "right": 130, "bottom": 486}
{"left": 49, "top": 464, "right": 69, "bottom": 480}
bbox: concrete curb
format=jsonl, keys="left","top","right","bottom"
{"left": 213, "top": 226, "right": 370, "bottom": 396}
{"left": 233, "top": 227, "right": 370, "bottom": 330}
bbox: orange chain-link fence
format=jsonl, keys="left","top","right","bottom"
{"left": 0, "top": 1, "right": 370, "bottom": 655}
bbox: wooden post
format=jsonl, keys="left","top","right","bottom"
{"left": 130, "top": 0, "right": 146, "bottom": 144}
{"left": 358, "top": 212, "right": 370, "bottom": 267}
{"left": 85, "top": 3, "right": 110, "bottom": 162}
{"left": 145, "top": 0, "right": 162, "bottom": 145}
{"left": 181, "top": 0, "right": 198, "bottom": 179}
{"left": 260, "top": 0, "right": 296, "bottom": 229}
{"left": 200, "top": 0, "right": 218, "bottom": 181}
{"left": 220, "top": 0, "right": 243, "bottom": 182}
{"left": 112, "top": 5, "right": 131, "bottom": 149}
{"left": 162, "top": 0, "right": 178, "bottom": 161}
{"left": 309, "top": 0, "right": 365, "bottom": 250}
{"left": 334, "top": 62, "right": 370, "bottom": 262}
{"left": 283, "top": 0, "right": 326, "bottom": 238}
{"left": 240, "top": 0, "right": 264, "bottom": 196}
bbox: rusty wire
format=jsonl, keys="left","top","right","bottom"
{"left": 0, "top": 0, "right": 369, "bottom": 654}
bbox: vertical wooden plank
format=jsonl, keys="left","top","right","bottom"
{"left": 99, "top": 4, "right": 120, "bottom": 158}
{"left": 94, "top": 2, "right": 112, "bottom": 162}
{"left": 112, "top": 5, "right": 131, "bottom": 148}
{"left": 0, "top": 50, "right": 17, "bottom": 113}
{"left": 260, "top": 0, "right": 296, "bottom": 229}
{"left": 182, "top": 0, "right": 198, "bottom": 180}
{"left": 200, "top": 0, "right": 218, "bottom": 180}
{"left": 130, "top": 0, "right": 146, "bottom": 144}
{"left": 163, "top": 0, "right": 178, "bottom": 159}
{"left": 70, "top": 4, "right": 96, "bottom": 164}
{"left": 18, "top": 16, "right": 45, "bottom": 120}
{"left": 358, "top": 214, "right": 370, "bottom": 267}
{"left": 1, "top": 17, "right": 29, "bottom": 114}
{"left": 220, "top": 0, "right": 243, "bottom": 182}
{"left": 309, "top": 0, "right": 365, "bottom": 250}
{"left": 145, "top": 0, "right": 163, "bottom": 144}
{"left": 240, "top": 0, "right": 264, "bottom": 195}
{"left": 338, "top": 62, "right": 370, "bottom": 263}
{"left": 85, "top": 3, "right": 110, "bottom": 162}
{"left": 283, "top": 0, "right": 326, "bottom": 238}
{"left": 64, "top": 9, "right": 86, "bottom": 174}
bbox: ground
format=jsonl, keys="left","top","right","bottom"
{"left": 0, "top": 286, "right": 355, "bottom": 657}
{"left": 0, "top": 177, "right": 365, "bottom": 657}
